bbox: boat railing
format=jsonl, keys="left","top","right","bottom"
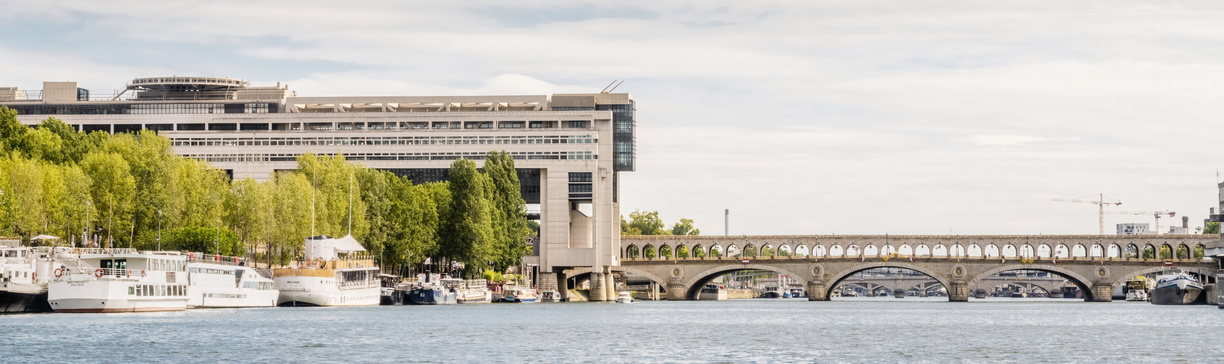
{"left": 65, "top": 248, "right": 139, "bottom": 256}
{"left": 53, "top": 253, "right": 96, "bottom": 277}
{"left": 185, "top": 252, "right": 247, "bottom": 266}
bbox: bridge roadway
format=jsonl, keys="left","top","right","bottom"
{"left": 588, "top": 235, "right": 1219, "bottom": 302}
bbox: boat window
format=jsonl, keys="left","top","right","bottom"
{"left": 143, "top": 285, "right": 151, "bottom": 296}
{"left": 129, "top": 286, "right": 136, "bottom": 296}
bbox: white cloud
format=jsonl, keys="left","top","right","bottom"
{"left": 6, "top": 1, "right": 1224, "bottom": 235}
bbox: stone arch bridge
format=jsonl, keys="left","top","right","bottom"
{"left": 600, "top": 235, "right": 1218, "bottom": 302}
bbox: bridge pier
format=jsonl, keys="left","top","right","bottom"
{"left": 949, "top": 281, "right": 969, "bottom": 302}
{"left": 666, "top": 280, "right": 685, "bottom": 300}
{"left": 589, "top": 272, "right": 608, "bottom": 302}
{"left": 807, "top": 281, "right": 829, "bottom": 301}
{"left": 1089, "top": 283, "right": 1115, "bottom": 302}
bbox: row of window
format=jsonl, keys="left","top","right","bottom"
{"left": 128, "top": 284, "right": 187, "bottom": 297}
{"left": 188, "top": 267, "right": 235, "bottom": 275}
{"left": 3, "top": 102, "right": 275, "bottom": 115}
{"left": 184, "top": 151, "right": 597, "bottom": 163}
{"left": 172, "top": 135, "right": 596, "bottom": 147}
{"left": 241, "top": 281, "right": 276, "bottom": 290}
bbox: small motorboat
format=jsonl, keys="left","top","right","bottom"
{"left": 615, "top": 291, "right": 633, "bottom": 304}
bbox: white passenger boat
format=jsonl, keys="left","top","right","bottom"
{"left": 273, "top": 235, "right": 380, "bottom": 306}
{"left": 186, "top": 253, "right": 278, "bottom": 308}
{"left": 1, "top": 240, "right": 55, "bottom": 313}
{"left": 47, "top": 249, "right": 189, "bottom": 313}
{"left": 1150, "top": 271, "right": 1204, "bottom": 305}
{"left": 453, "top": 279, "right": 493, "bottom": 304}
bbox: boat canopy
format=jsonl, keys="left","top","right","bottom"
{"left": 304, "top": 235, "right": 367, "bottom": 260}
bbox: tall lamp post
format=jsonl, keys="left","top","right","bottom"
{"left": 156, "top": 209, "right": 162, "bottom": 251}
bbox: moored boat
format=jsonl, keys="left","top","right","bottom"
{"left": 502, "top": 287, "right": 537, "bottom": 303}
{"left": 455, "top": 279, "right": 493, "bottom": 304}
{"left": 186, "top": 254, "right": 278, "bottom": 308}
{"left": 1150, "top": 271, "right": 1204, "bottom": 305}
{"left": 538, "top": 289, "right": 562, "bottom": 303}
{"left": 273, "top": 235, "right": 380, "bottom": 307}
{"left": 407, "top": 282, "right": 457, "bottom": 305}
{"left": 1, "top": 240, "right": 55, "bottom": 313}
{"left": 48, "top": 249, "right": 189, "bottom": 313}
{"left": 1124, "top": 276, "right": 1150, "bottom": 302}
{"left": 615, "top": 291, "right": 633, "bottom": 303}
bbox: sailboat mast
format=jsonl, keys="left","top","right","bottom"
{"left": 348, "top": 171, "right": 353, "bottom": 235}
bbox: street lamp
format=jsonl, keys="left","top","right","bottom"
{"left": 156, "top": 209, "right": 162, "bottom": 251}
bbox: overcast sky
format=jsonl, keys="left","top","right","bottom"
{"left": 3, "top": 1, "right": 1222, "bottom": 235}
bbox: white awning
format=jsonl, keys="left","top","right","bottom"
{"left": 333, "top": 234, "right": 366, "bottom": 252}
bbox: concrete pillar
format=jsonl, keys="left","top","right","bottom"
{"left": 1206, "top": 284, "right": 1219, "bottom": 306}
{"left": 589, "top": 272, "right": 608, "bottom": 302}
{"left": 666, "top": 280, "right": 686, "bottom": 300}
{"left": 556, "top": 272, "right": 569, "bottom": 302}
{"left": 807, "top": 281, "right": 828, "bottom": 301}
{"left": 1088, "top": 283, "right": 1115, "bottom": 302}
{"left": 605, "top": 271, "right": 616, "bottom": 300}
{"left": 948, "top": 281, "right": 969, "bottom": 302}
{"left": 537, "top": 271, "right": 558, "bottom": 292}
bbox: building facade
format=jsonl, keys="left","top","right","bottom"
{"left": 2, "top": 77, "right": 633, "bottom": 300}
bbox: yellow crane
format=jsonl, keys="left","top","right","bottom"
{"left": 1051, "top": 193, "right": 1122, "bottom": 235}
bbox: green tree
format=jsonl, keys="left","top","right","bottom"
{"left": 623, "top": 210, "right": 669, "bottom": 235}
{"left": 440, "top": 159, "right": 494, "bottom": 275}
{"left": 297, "top": 153, "right": 369, "bottom": 239}
{"left": 270, "top": 172, "right": 314, "bottom": 265}
{"left": 483, "top": 151, "right": 531, "bottom": 272}
{"left": 676, "top": 245, "right": 689, "bottom": 258}
{"left": 1204, "top": 222, "right": 1220, "bottom": 235}
{"left": 225, "top": 178, "right": 274, "bottom": 261}
{"left": 670, "top": 218, "right": 700, "bottom": 235}
{"left": 80, "top": 152, "right": 136, "bottom": 247}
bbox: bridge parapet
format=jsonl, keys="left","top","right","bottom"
{"left": 622, "top": 235, "right": 1216, "bottom": 262}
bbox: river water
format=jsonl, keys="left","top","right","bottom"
{"left": 3, "top": 297, "right": 1221, "bottom": 363}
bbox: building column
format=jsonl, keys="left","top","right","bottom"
{"left": 807, "top": 281, "right": 828, "bottom": 301}
{"left": 1088, "top": 283, "right": 1115, "bottom": 302}
{"left": 948, "top": 281, "right": 969, "bottom": 302}
{"left": 589, "top": 270, "right": 608, "bottom": 302}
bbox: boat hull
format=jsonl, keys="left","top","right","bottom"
{"left": 0, "top": 289, "right": 51, "bottom": 313}
{"left": 48, "top": 278, "right": 188, "bottom": 313}
{"left": 1150, "top": 286, "right": 1202, "bottom": 305}
{"left": 407, "top": 288, "right": 457, "bottom": 305}
{"left": 276, "top": 286, "right": 381, "bottom": 306}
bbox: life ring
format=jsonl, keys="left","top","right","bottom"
{"left": 141, "top": 269, "right": 147, "bottom": 278}
{"left": 54, "top": 268, "right": 63, "bottom": 278}
{"left": 94, "top": 268, "right": 104, "bottom": 278}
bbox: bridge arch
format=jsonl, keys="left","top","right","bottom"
{"left": 682, "top": 264, "right": 808, "bottom": 300}
{"left": 970, "top": 265, "right": 1097, "bottom": 301}
{"left": 825, "top": 263, "right": 952, "bottom": 299}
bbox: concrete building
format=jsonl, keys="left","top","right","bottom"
{"left": 1115, "top": 223, "right": 1150, "bottom": 235}
{"left": 1, "top": 76, "right": 634, "bottom": 300}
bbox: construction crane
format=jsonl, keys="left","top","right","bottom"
{"left": 1106, "top": 210, "right": 1176, "bottom": 234}
{"left": 1051, "top": 193, "right": 1122, "bottom": 235}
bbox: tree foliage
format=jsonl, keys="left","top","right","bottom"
{"left": 0, "top": 108, "right": 535, "bottom": 273}
{"left": 622, "top": 210, "right": 701, "bottom": 236}
{"left": 1203, "top": 222, "right": 1219, "bottom": 235}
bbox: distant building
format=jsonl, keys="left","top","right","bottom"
{"left": 1, "top": 77, "right": 637, "bottom": 297}
{"left": 1116, "top": 223, "right": 1150, "bottom": 235}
